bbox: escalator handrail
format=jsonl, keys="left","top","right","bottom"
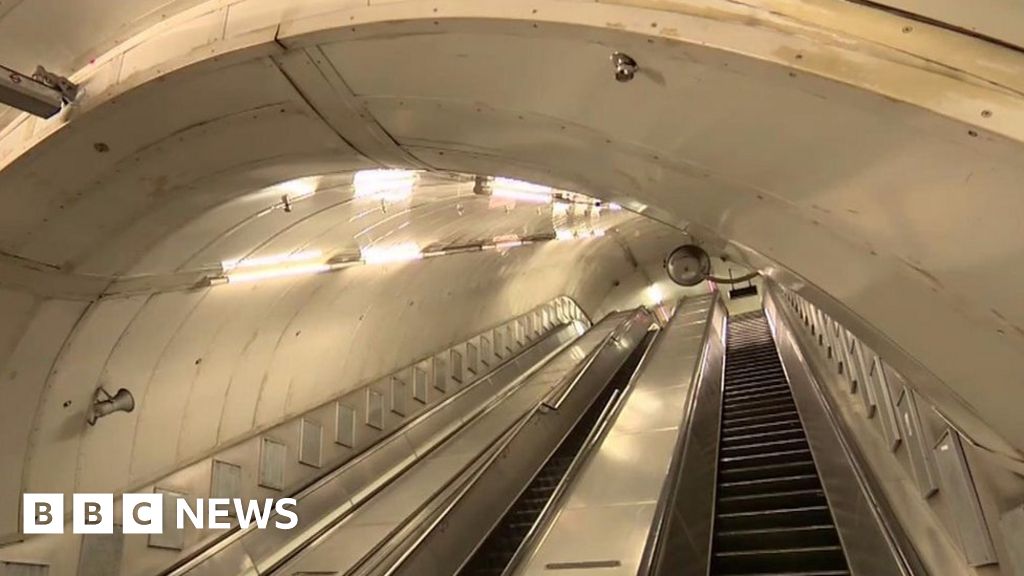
{"left": 499, "top": 323, "right": 663, "bottom": 576}
{"left": 541, "top": 331, "right": 616, "bottom": 411}
{"left": 366, "top": 310, "right": 646, "bottom": 576}
{"left": 637, "top": 296, "right": 721, "bottom": 576}
{"left": 340, "top": 409, "right": 536, "bottom": 576}
{"left": 498, "top": 389, "right": 624, "bottom": 576}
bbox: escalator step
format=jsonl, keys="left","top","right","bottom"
{"left": 723, "top": 392, "right": 795, "bottom": 410}
{"left": 722, "top": 410, "right": 801, "bottom": 428}
{"left": 724, "top": 380, "right": 789, "bottom": 394}
{"left": 718, "top": 474, "right": 821, "bottom": 497}
{"left": 713, "top": 545, "right": 847, "bottom": 574}
{"left": 720, "top": 438, "right": 809, "bottom": 458}
{"left": 717, "top": 488, "right": 826, "bottom": 514}
{"left": 716, "top": 506, "right": 834, "bottom": 531}
{"left": 719, "top": 449, "right": 814, "bottom": 470}
{"left": 726, "top": 368, "right": 786, "bottom": 379}
{"left": 721, "top": 418, "right": 803, "bottom": 437}
{"left": 718, "top": 460, "right": 818, "bottom": 483}
{"left": 723, "top": 401, "right": 798, "bottom": 419}
{"left": 721, "top": 428, "right": 806, "bottom": 449}
{"left": 716, "top": 525, "right": 841, "bottom": 552}
{"left": 726, "top": 367, "right": 786, "bottom": 378}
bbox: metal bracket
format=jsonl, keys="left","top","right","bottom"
{"left": 0, "top": 63, "right": 77, "bottom": 118}
{"left": 32, "top": 65, "right": 78, "bottom": 103}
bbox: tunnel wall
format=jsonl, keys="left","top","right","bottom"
{"left": 0, "top": 228, "right": 687, "bottom": 573}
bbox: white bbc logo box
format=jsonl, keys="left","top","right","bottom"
{"left": 23, "top": 493, "right": 297, "bottom": 534}
{"left": 24, "top": 493, "right": 163, "bottom": 534}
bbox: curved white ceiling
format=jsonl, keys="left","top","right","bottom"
{"left": 1, "top": 0, "right": 1024, "bottom": 541}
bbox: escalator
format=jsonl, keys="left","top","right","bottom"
{"left": 712, "top": 312, "right": 850, "bottom": 576}
{"left": 456, "top": 330, "right": 658, "bottom": 576}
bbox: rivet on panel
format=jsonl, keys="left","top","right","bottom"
{"left": 981, "top": 110, "right": 992, "bottom": 118}
{"left": 968, "top": 130, "right": 978, "bottom": 137}
{"left": 93, "top": 142, "right": 110, "bottom": 153}
{"left": 902, "top": 26, "right": 913, "bottom": 33}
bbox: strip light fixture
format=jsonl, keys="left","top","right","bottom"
{"left": 491, "top": 234, "right": 524, "bottom": 250}
{"left": 221, "top": 249, "right": 323, "bottom": 273}
{"left": 213, "top": 224, "right": 576, "bottom": 285}
{"left": 354, "top": 169, "right": 418, "bottom": 202}
{"left": 360, "top": 242, "right": 424, "bottom": 265}
{"left": 225, "top": 262, "right": 332, "bottom": 284}
{"left": 491, "top": 177, "right": 554, "bottom": 204}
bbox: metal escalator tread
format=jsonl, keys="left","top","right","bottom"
{"left": 710, "top": 313, "right": 849, "bottom": 576}
{"left": 456, "top": 331, "right": 657, "bottom": 576}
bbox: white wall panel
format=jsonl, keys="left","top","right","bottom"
{"left": 39, "top": 296, "right": 148, "bottom": 498}
{"left": 218, "top": 279, "right": 322, "bottom": 441}
{"left": 85, "top": 292, "right": 204, "bottom": 488}
{"left": 0, "top": 299, "right": 88, "bottom": 536}
{"left": 0, "top": 289, "right": 41, "bottom": 371}
{"left": 249, "top": 278, "right": 340, "bottom": 429}
{"left": 139, "top": 289, "right": 240, "bottom": 469}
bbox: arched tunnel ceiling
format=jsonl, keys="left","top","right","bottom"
{"left": 1, "top": 0, "right": 1024, "bottom": 517}
{"left": 0, "top": 164, "right": 692, "bottom": 543}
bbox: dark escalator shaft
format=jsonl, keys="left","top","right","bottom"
{"left": 712, "top": 313, "right": 850, "bottom": 576}
{"left": 457, "top": 331, "right": 657, "bottom": 576}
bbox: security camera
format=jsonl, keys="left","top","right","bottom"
{"left": 611, "top": 52, "right": 638, "bottom": 83}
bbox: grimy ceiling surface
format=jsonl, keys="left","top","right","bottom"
{"left": 0, "top": 0, "right": 1023, "bottom": 548}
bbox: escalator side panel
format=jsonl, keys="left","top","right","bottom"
{"left": 272, "top": 319, "right": 623, "bottom": 576}
{"left": 456, "top": 330, "right": 658, "bottom": 576}
{"left": 386, "top": 309, "right": 655, "bottom": 576}
{"left": 516, "top": 295, "right": 724, "bottom": 576}
{"left": 764, "top": 289, "right": 922, "bottom": 576}
{"left": 638, "top": 296, "right": 727, "bottom": 576}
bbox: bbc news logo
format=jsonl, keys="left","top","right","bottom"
{"left": 23, "top": 494, "right": 298, "bottom": 534}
